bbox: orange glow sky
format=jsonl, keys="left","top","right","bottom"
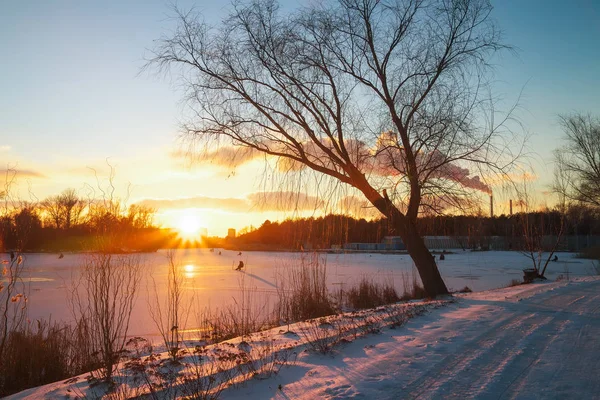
{"left": 1, "top": 1, "right": 598, "bottom": 236}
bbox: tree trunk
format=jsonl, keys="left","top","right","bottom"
{"left": 394, "top": 214, "right": 449, "bottom": 297}
{"left": 352, "top": 174, "right": 449, "bottom": 297}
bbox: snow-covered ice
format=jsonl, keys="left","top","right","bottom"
{"left": 11, "top": 249, "right": 597, "bottom": 338}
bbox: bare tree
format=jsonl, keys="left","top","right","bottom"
{"left": 554, "top": 113, "right": 600, "bottom": 208}
{"left": 148, "top": 0, "right": 522, "bottom": 296}
{"left": 41, "top": 188, "right": 84, "bottom": 229}
{"left": 0, "top": 170, "right": 29, "bottom": 392}
{"left": 69, "top": 252, "right": 142, "bottom": 383}
{"left": 517, "top": 180, "right": 564, "bottom": 280}
{"left": 148, "top": 250, "right": 189, "bottom": 362}
{"left": 59, "top": 188, "right": 84, "bottom": 229}
{"left": 41, "top": 195, "right": 63, "bottom": 229}
{"left": 127, "top": 204, "right": 156, "bottom": 229}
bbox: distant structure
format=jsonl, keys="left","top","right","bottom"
{"left": 227, "top": 228, "right": 236, "bottom": 239}
{"left": 200, "top": 227, "right": 208, "bottom": 238}
{"left": 490, "top": 194, "right": 494, "bottom": 218}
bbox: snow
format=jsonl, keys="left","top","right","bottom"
{"left": 8, "top": 276, "right": 600, "bottom": 399}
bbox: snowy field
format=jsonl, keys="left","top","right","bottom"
{"left": 9, "top": 249, "right": 598, "bottom": 339}
{"left": 10, "top": 276, "right": 600, "bottom": 399}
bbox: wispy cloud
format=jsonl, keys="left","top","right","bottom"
{"left": 179, "top": 141, "right": 495, "bottom": 195}
{"left": 171, "top": 147, "right": 263, "bottom": 169}
{"left": 136, "top": 191, "right": 325, "bottom": 213}
{"left": 0, "top": 168, "right": 45, "bottom": 179}
{"left": 138, "top": 196, "right": 250, "bottom": 212}
{"left": 336, "top": 195, "right": 380, "bottom": 219}
{"left": 248, "top": 191, "right": 324, "bottom": 212}
{"left": 0, "top": 146, "right": 11, "bottom": 152}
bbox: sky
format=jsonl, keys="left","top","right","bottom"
{"left": 1, "top": 0, "right": 599, "bottom": 236}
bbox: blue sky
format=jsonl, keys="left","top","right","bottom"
{"left": 0, "top": 0, "right": 599, "bottom": 233}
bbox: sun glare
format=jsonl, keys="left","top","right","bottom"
{"left": 175, "top": 213, "right": 204, "bottom": 239}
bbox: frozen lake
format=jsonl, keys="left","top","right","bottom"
{"left": 7, "top": 249, "right": 597, "bottom": 338}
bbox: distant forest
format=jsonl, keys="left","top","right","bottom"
{"left": 0, "top": 189, "right": 176, "bottom": 252}
{"left": 3, "top": 187, "right": 600, "bottom": 253}
{"left": 232, "top": 205, "right": 600, "bottom": 251}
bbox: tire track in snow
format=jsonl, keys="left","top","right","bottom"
{"left": 398, "top": 281, "right": 600, "bottom": 399}
{"left": 399, "top": 312, "right": 535, "bottom": 399}
{"left": 497, "top": 281, "right": 600, "bottom": 399}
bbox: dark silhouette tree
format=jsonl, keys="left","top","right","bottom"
{"left": 148, "top": 0, "right": 522, "bottom": 296}
{"left": 554, "top": 113, "right": 600, "bottom": 208}
{"left": 41, "top": 189, "right": 83, "bottom": 229}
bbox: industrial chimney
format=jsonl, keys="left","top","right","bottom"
{"left": 509, "top": 199, "right": 513, "bottom": 215}
{"left": 490, "top": 195, "right": 494, "bottom": 218}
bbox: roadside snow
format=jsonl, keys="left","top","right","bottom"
{"left": 8, "top": 277, "right": 600, "bottom": 399}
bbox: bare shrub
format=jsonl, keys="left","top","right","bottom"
{"left": 178, "top": 343, "right": 241, "bottom": 400}
{"left": 400, "top": 270, "right": 428, "bottom": 301}
{"left": 345, "top": 276, "right": 400, "bottom": 310}
{"left": 380, "top": 306, "right": 410, "bottom": 329}
{"left": 194, "top": 272, "right": 273, "bottom": 343}
{"left": 247, "top": 341, "right": 297, "bottom": 380}
{"left": 148, "top": 250, "right": 191, "bottom": 362}
{"left": 0, "top": 253, "right": 28, "bottom": 377}
{"left": 274, "top": 253, "right": 336, "bottom": 325}
{"left": 0, "top": 319, "right": 96, "bottom": 396}
{"left": 301, "top": 317, "right": 342, "bottom": 354}
{"left": 70, "top": 252, "right": 142, "bottom": 383}
{"left": 347, "top": 313, "right": 384, "bottom": 336}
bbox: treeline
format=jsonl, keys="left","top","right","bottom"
{"left": 0, "top": 189, "right": 176, "bottom": 252}
{"left": 234, "top": 205, "right": 600, "bottom": 250}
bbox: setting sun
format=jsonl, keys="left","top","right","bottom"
{"left": 175, "top": 213, "right": 205, "bottom": 239}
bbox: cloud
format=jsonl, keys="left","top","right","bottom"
{"left": 137, "top": 196, "right": 250, "bottom": 213}
{"left": 336, "top": 195, "right": 380, "bottom": 219}
{"left": 173, "top": 136, "right": 494, "bottom": 195}
{"left": 247, "top": 191, "right": 324, "bottom": 212}
{"left": 0, "top": 168, "right": 45, "bottom": 179}
{"left": 0, "top": 146, "right": 11, "bottom": 152}
{"left": 136, "top": 191, "right": 324, "bottom": 213}
{"left": 171, "top": 147, "right": 263, "bottom": 168}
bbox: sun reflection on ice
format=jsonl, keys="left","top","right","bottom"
{"left": 183, "top": 264, "right": 196, "bottom": 278}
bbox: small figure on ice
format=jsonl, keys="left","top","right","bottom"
{"left": 235, "top": 261, "right": 245, "bottom": 271}
{"left": 552, "top": 255, "right": 558, "bottom": 262}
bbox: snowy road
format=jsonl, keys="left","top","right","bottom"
{"left": 399, "top": 280, "right": 600, "bottom": 399}
{"left": 225, "top": 278, "right": 600, "bottom": 400}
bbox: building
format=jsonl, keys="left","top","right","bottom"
{"left": 343, "top": 237, "right": 404, "bottom": 251}
{"left": 227, "top": 228, "right": 236, "bottom": 239}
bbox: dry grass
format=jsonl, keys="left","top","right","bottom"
{"left": 194, "top": 272, "right": 274, "bottom": 344}
{"left": 399, "top": 270, "right": 428, "bottom": 301}
{"left": 345, "top": 276, "right": 400, "bottom": 310}
{"left": 274, "top": 253, "right": 336, "bottom": 325}
{"left": 0, "top": 319, "right": 96, "bottom": 397}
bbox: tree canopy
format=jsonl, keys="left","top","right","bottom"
{"left": 149, "top": 0, "right": 522, "bottom": 296}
